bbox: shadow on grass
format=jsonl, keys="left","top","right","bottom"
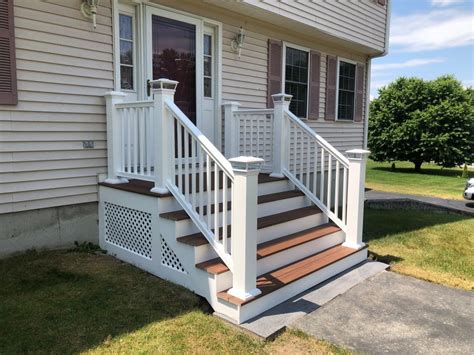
{"left": 370, "top": 166, "right": 473, "bottom": 178}
{"left": 0, "top": 250, "right": 202, "bottom": 353}
{"left": 368, "top": 251, "right": 403, "bottom": 264}
{"left": 363, "top": 208, "right": 471, "bottom": 243}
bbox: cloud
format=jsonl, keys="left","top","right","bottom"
{"left": 372, "top": 58, "right": 445, "bottom": 72}
{"left": 390, "top": 10, "right": 474, "bottom": 51}
{"left": 431, "top": 0, "right": 464, "bottom": 7}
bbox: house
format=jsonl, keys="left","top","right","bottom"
{"left": 0, "top": 0, "right": 390, "bottom": 323}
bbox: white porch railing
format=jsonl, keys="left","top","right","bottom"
{"left": 104, "top": 80, "right": 262, "bottom": 301}
{"left": 223, "top": 93, "right": 369, "bottom": 248}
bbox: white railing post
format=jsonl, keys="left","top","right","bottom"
{"left": 343, "top": 149, "right": 370, "bottom": 249}
{"left": 270, "top": 93, "right": 292, "bottom": 178}
{"left": 150, "top": 79, "right": 179, "bottom": 194}
{"left": 228, "top": 156, "right": 264, "bottom": 301}
{"left": 104, "top": 91, "right": 128, "bottom": 184}
{"left": 222, "top": 101, "right": 241, "bottom": 158}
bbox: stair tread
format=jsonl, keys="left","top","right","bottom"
{"left": 217, "top": 244, "right": 367, "bottom": 306}
{"left": 160, "top": 190, "right": 304, "bottom": 221}
{"left": 177, "top": 206, "right": 322, "bottom": 246}
{"left": 196, "top": 223, "right": 341, "bottom": 274}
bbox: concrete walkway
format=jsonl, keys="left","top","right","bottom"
{"left": 291, "top": 271, "right": 474, "bottom": 354}
{"left": 365, "top": 190, "right": 474, "bottom": 216}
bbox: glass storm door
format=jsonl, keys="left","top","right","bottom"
{"left": 149, "top": 13, "right": 201, "bottom": 125}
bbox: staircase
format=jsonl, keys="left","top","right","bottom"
{"left": 100, "top": 79, "right": 370, "bottom": 325}
{"left": 157, "top": 173, "right": 367, "bottom": 323}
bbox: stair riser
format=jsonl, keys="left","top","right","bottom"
{"left": 258, "top": 213, "right": 328, "bottom": 243}
{"left": 258, "top": 196, "right": 309, "bottom": 217}
{"left": 212, "top": 231, "right": 346, "bottom": 291}
{"left": 236, "top": 248, "right": 368, "bottom": 324}
{"left": 191, "top": 213, "right": 329, "bottom": 264}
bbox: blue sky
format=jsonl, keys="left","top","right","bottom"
{"left": 371, "top": 0, "right": 474, "bottom": 98}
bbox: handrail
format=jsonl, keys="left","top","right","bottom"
{"left": 164, "top": 100, "right": 235, "bottom": 271}
{"left": 284, "top": 109, "right": 349, "bottom": 168}
{"left": 115, "top": 100, "right": 154, "bottom": 109}
{"left": 234, "top": 108, "right": 274, "bottom": 115}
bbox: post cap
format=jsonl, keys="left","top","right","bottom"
{"left": 150, "top": 78, "right": 179, "bottom": 91}
{"left": 271, "top": 93, "right": 292, "bottom": 104}
{"left": 229, "top": 156, "right": 264, "bottom": 171}
{"left": 346, "top": 149, "right": 371, "bottom": 160}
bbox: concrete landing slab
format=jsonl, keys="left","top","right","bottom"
{"left": 215, "top": 260, "right": 388, "bottom": 339}
{"left": 291, "top": 271, "right": 474, "bottom": 354}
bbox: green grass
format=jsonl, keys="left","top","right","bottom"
{"left": 364, "top": 208, "right": 474, "bottom": 290}
{"left": 366, "top": 160, "right": 474, "bottom": 200}
{"left": 0, "top": 249, "right": 349, "bottom": 354}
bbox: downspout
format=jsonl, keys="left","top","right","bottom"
{"left": 363, "top": 0, "right": 392, "bottom": 149}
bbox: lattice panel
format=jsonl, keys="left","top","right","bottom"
{"left": 160, "top": 235, "right": 186, "bottom": 273}
{"left": 104, "top": 202, "right": 152, "bottom": 260}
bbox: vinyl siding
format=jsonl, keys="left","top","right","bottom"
{"left": 241, "top": 0, "right": 388, "bottom": 52}
{"left": 0, "top": 0, "right": 113, "bottom": 214}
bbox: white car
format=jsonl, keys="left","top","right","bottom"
{"left": 464, "top": 178, "right": 474, "bottom": 200}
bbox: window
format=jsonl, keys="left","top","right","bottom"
{"left": 119, "top": 14, "right": 134, "bottom": 90}
{"left": 337, "top": 60, "right": 356, "bottom": 120}
{"left": 284, "top": 46, "right": 309, "bottom": 118}
{"left": 203, "top": 34, "right": 212, "bottom": 98}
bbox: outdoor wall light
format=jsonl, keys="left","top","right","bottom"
{"left": 81, "top": 0, "right": 100, "bottom": 29}
{"left": 231, "top": 27, "right": 246, "bottom": 58}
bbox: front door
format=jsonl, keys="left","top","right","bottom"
{"left": 146, "top": 7, "right": 203, "bottom": 126}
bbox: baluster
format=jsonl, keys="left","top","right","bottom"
{"left": 206, "top": 155, "right": 212, "bottom": 229}
{"left": 292, "top": 125, "right": 297, "bottom": 175}
{"left": 133, "top": 108, "right": 138, "bottom": 174}
{"left": 312, "top": 143, "right": 318, "bottom": 195}
{"left": 249, "top": 116, "right": 253, "bottom": 157}
{"left": 120, "top": 109, "right": 125, "bottom": 173}
{"left": 327, "top": 155, "right": 332, "bottom": 211}
{"left": 184, "top": 130, "right": 189, "bottom": 199}
{"left": 342, "top": 166, "right": 348, "bottom": 224}
{"left": 191, "top": 139, "right": 197, "bottom": 211}
{"left": 127, "top": 108, "right": 131, "bottom": 173}
{"left": 320, "top": 148, "right": 325, "bottom": 203}
{"left": 305, "top": 135, "right": 311, "bottom": 189}
{"left": 214, "top": 163, "right": 219, "bottom": 241}
{"left": 242, "top": 116, "right": 247, "bottom": 155}
{"left": 222, "top": 174, "right": 228, "bottom": 253}
{"left": 198, "top": 146, "right": 204, "bottom": 219}
{"left": 263, "top": 116, "right": 267, "bottom": 165}
{"left": 139, "top": 108, "right": 145, "bottom": 175}
{"left": 146, "top": 108, "right": 151, "bottom": 176}
{"left": 299, "top": 131, "right": 304, "bottom": 181}
{"left": 335, "top": 161, "right": 340, "bottom": 218}
{"left": 177, "top": 121, "right": 183, "bottom": 191}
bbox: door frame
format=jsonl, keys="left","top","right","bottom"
{"left": 144, "top": 5, "right": 204, "bottom": 132}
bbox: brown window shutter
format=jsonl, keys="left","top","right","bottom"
{"left": 325, "top": 55, "right": 337, "bottom": 121}
{"left": 0, "top": 0, "right": 17, "bottom": 105}
{"left": 308, "top": 50, "right": 321, "bottom": 120}
{"left": 354, "top": 63, "right": 365, "bottom": 122}
{"left": 267, "top": 39, "right": 282, "bottom": 108}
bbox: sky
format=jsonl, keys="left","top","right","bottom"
{"left": 370, "top": 0, "right": 474, "bottom": 99}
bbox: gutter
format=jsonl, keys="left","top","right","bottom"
{"left": 363, "top": 0, "right": 392, "bottom": 149}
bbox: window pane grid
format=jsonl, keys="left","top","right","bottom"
{"left": 285, "top": 47, "right": 308, "bottom": 118}
{"left": 203, "top": 34, "right": 212, "bottom": 98}
{"left": 119, "top": 14, "right": 134, "bottom": 91}
{"left": 337, "top": 61, "right": 356, "bottom": 120}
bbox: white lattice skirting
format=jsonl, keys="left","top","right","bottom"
{"left": 161, "top": 235, "right": 186, "bottom": 273}
{"left": 104, "top": 202, "right": 152, "bottom": 260}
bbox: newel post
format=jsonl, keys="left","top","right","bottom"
{"left": 150, "top": 79, "right": 179, "bottom": 194}
{"left": 222, "top": 101, "right": 241, "bottom": 158}
{"left": 104, "top": 91, "right": 128, "bottom": 184}
{"left": 343, "top": 149, "right": 370, "bottom": 249}
{"left": 228, "top": 156, "right": 264, "bottom": 301}
{"left": 270, "top": 93, "right": 292, "bottom": 178}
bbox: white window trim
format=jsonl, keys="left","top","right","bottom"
{"left": 282, "top": 42, "right": 311, "bottom": 120}
{"left": 335, "top": 57, "right": 358, "bottom": 122}
{"left": 114, "top": 3, "right": 137, "bottom": 93}
{"left": 203, "top": 30, "right": 214, "bottom": 99}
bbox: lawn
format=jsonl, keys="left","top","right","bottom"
{"left": 0, "top": 249, "right": 348, "bottom": 354}
{"left": 365, "top": 160, "right": 473, "bottom": 200}
{"left": 364, "top": 208, "right": 474, "bottom": 290}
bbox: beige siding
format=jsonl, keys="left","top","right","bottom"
{"left": 0, "top": 0, "right": 113, "bottom": 214}
{"left": 240, "top": 0, "right": 388, "bottom": 52}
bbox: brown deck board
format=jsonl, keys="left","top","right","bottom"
{"left": 177, "top": 206, "right": 322, "bottom": 246}
{"left": 160, "top": 190, "right": 304, "bottom": 221}
{"left": 217, "top": 244, "right": 367, "bottom": 306}
{"left": 196, "top": 223, "right": 341, "bottom": 274}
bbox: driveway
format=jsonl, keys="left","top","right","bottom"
{"left": 291, "top": 271, "right": 474, "bottom": 354}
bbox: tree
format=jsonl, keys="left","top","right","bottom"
{"left": 369, "top": 76, "right": 474, "bottom": 171}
